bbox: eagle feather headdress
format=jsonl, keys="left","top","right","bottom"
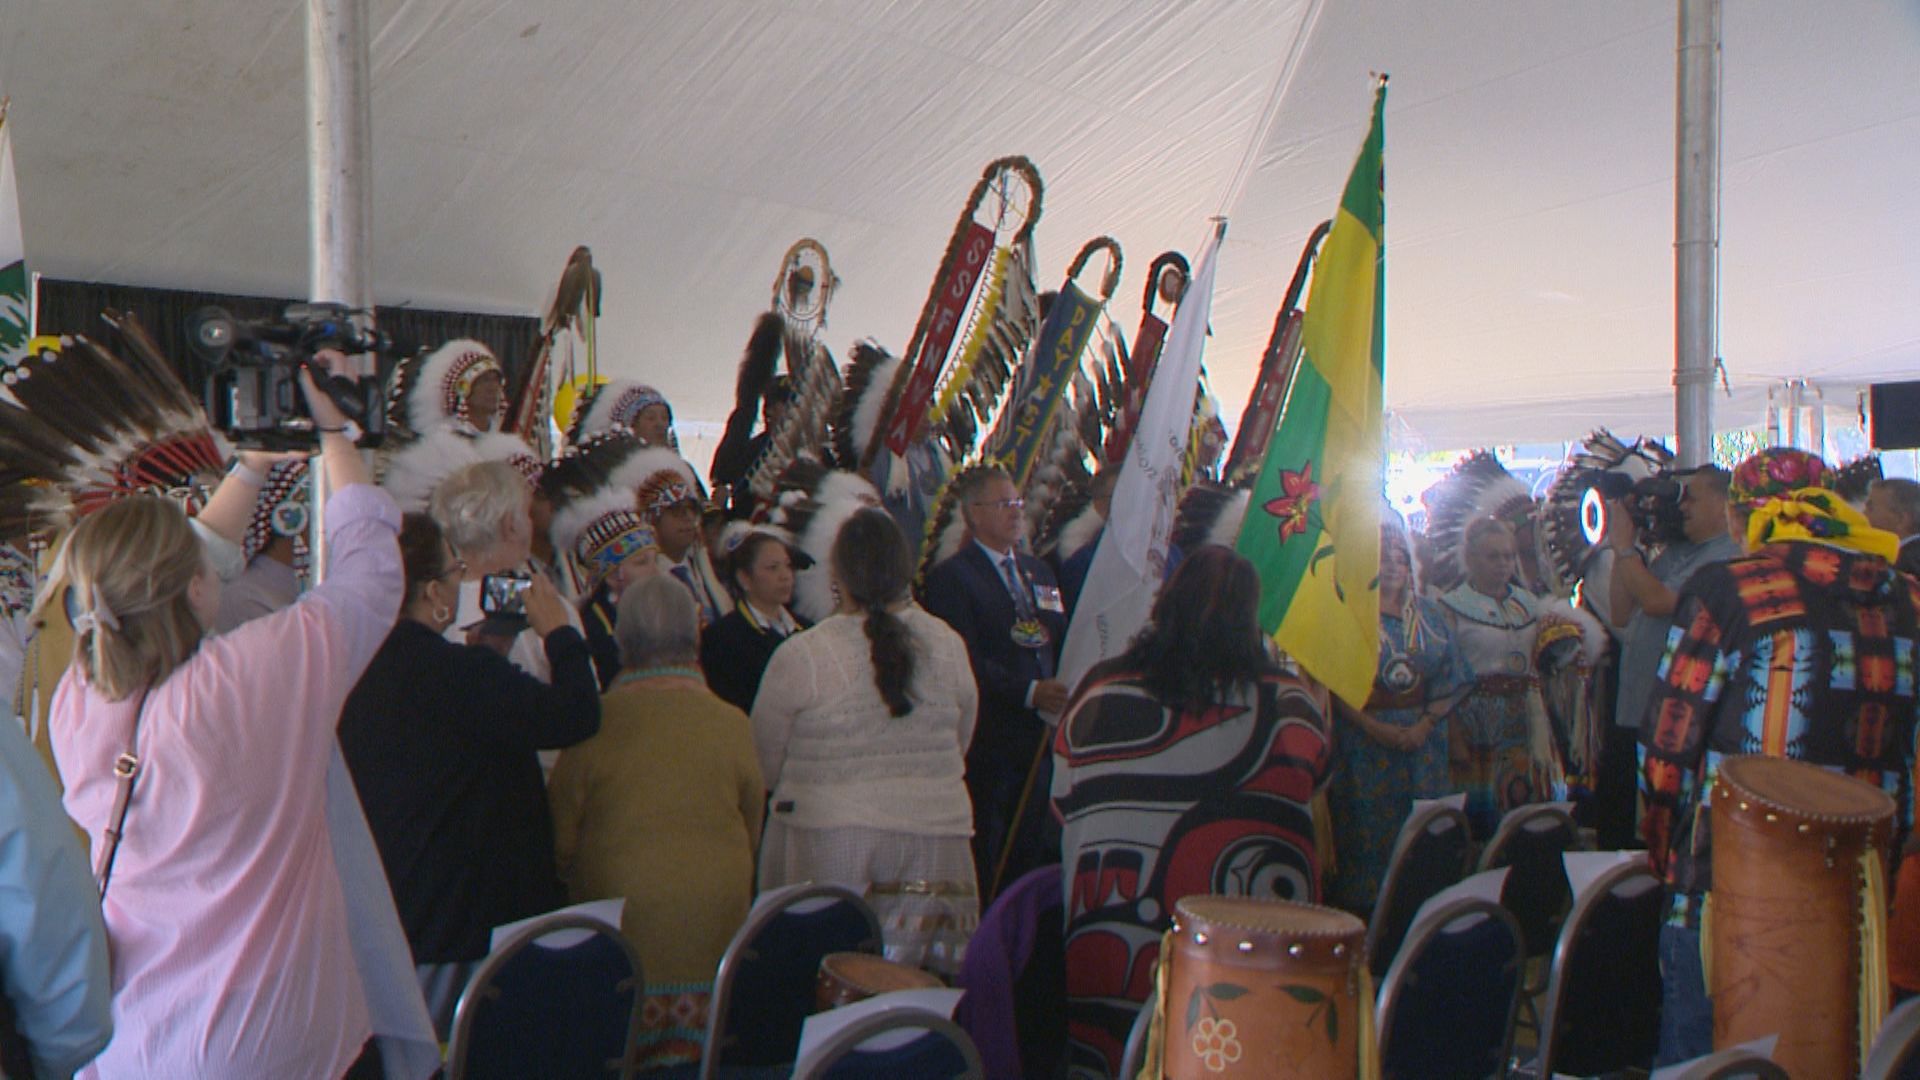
{"left": 0, "top": 311, "right": 227, "bottom": 541}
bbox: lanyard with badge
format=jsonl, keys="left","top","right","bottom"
{"left": 1001, "top": 555, "right": 1063, "bottom": 650}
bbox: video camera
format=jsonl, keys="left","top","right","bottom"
{"left": 1582, "top": 470, "right": 1687, "bottom": 548}
{"left": 189, "top": 303, "right": 392, "bottom": 451}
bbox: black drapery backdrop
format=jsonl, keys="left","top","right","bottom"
{"left": 34, "top": 278, "right": 538, "bottom": 396}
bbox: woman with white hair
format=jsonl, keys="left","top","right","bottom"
{"left": 47, "top": 368, "right": 399, "bottom": 1077}
{"left": 548, "top": 575, "right": 762, "bottom": 1070}
{"left": 429, "top": 459, "right": 577, "bottom": 680}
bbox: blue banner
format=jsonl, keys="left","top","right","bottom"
{"left": 994, "top": 281, "right": 1102, "bottom": 486}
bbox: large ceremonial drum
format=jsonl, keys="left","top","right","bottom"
{"left": 1711, "top": 755, "right": 1895, "bottom": 1079}
{"left": 813, "top": 951, "right": 943, "bottom": 1011}
{"left": 1163, "top": 896, "right": 1366, "bottom": 1079}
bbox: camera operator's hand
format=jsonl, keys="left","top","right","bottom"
{"left": 522, "top": 570, "right": 573, "bottom": 639}
{"left": 1603, "top": 496, "right": 1638, "bottom": 554}
{"left": 298, "top": 359, "right": 373, "bottom": 491}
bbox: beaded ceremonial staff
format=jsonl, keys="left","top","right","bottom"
{"left": 1224, "top": 219, "right": 1332, "bottom": 487}
{"left": 738, "top": 239, "right": 845, "bottom": 506}
{"left": 514, "top": 245, "right": 600, "bottom": 459}
{"left": 1105, "top": 250, "right": 1189, "bottom": 467}
{"left": 864, "top": 155, "right": 1044, "bottom": 469}
{"left": 915, "top": 236, "right": 1123, "bottom": 583}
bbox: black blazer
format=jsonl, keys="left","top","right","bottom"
{"left": 923, "top": 544, "right": 1069, "bottom": 758}
{"left": 700, "top": 606, "right": 807, "bottom": 713}
{"left": 339, "top": 620, "right": 602, "bottom": 963}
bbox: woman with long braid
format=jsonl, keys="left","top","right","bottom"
{"left": 750, "top": 508, "right": 981, "bottom": 974}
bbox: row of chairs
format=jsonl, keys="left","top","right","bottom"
{"left": 446, "top": 883, "right": 987, "bottom": 1079}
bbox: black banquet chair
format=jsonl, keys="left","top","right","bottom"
{"left": 446, "top": 912, "right": 643, "bottom": 1080}
{"left": 1524, "top": 860, "right": 1663, "bottom": 1079}
{"left": 1375, "top": 897, "right": 1525, "bottom": 1080}
{"left": 790, "top": 1007, "right": 985, "bottom": 1080}
{"left": 1366, "top": 801, "right": 1474, "bottom": 979}
{"left": 699, "top": 882, "right": 883, "bottom": 1079}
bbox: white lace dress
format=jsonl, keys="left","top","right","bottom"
{"left": 751, "top": 605, "right": 981, "bottom": 974}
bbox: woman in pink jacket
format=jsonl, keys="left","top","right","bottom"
{"left": 49, "top": 367, "right": 402, "bottom": 1079}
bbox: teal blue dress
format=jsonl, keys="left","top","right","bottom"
{"left": 1327, "top": 595, "right": 1473, "bottom": 915}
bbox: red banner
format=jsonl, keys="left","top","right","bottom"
{"left": 883, "top": 221, "right": 997, "bottom": 455}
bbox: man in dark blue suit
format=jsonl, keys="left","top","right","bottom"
{"left": 924, "top": 466, "right": 1070, "bottom": 902}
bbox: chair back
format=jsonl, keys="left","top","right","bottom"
{"left": 699, "top": 883, "right": 883, "bottom": 1078}
{"left": 792, "top": 1007, "right": 986, "bottom": 1080}
{"left": 1375, "top": 898, "right": 1525, "bottom": 1080}
{"left": 1533, "top": 862, "right": 1663, "bottom": 1077}
{"left": 446, "top": 913, "right": 642, "bottom": 1080}
{"left": 1866, "top": 994, "right": 1920, "bottom": 1080}
{"left": 1366, "top": 803, "right": 1473, "bottom": 977}
{"left": 1117, "top": 985, "right": 1157, "bottom": 1080}
{"left": 953, "top": 864, "right": 1064, "bottom": 1080}
{"left": 1479, "top": 803, "right": 1579, "bottom": 959}
{"left": 1664, "top": 1048, "right": 1791, "bottom": 1080}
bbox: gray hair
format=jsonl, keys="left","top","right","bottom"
{"left": 1873, "top": 478, "right": 1920, "bottom": 531}
{"left": 428, "top": 461, "right": 529, "bottom": 555}
{"left": 616, "top": 574, "right": 700, "bottom": 670}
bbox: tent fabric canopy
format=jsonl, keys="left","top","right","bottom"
{"left": 2, "top": 1, "right": 1916, "bottom": 456}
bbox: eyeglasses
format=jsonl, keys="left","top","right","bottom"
{"left": 972, "top": 498, "right": 1025, "bottom": 510}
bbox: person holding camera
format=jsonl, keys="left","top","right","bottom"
{"left": 47, "top": 362, "right": 399, "bottom": 1078}
{"left": 1598, "top": 465, "right": 1740, "bottom": 848}
{"left": 428, "top": 459, "right": 582, "bottom": 681}
{"left": 338, "top": 512, "right": 601, "bottom": 1039}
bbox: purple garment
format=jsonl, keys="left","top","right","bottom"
{"left": 955, "top": 865, "right": 1061, "bottom": 1079}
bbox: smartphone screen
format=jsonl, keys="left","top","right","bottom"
{"left": 480, "top": 573, "right": 532, "bottom": 616}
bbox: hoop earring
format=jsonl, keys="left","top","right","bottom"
{"left": 432, "top": 605, "right": 452, "bottom": 624}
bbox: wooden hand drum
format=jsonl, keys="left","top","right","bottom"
{"left": 813, "top": 951, "right": 943, "bottom": 1011}
{"left": 1711, "top": 754, "right": 1895, "bottom": 1079}
{"left": 1162, "top": 896, "right": 1367, "bottom": 1079}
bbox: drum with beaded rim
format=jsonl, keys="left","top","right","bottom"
{"left": 813, "top": 951, "right": 944, "bottom": 1011}
{"left": 1162, "top": 896, "right": 1366, "bottom": 1079}
{"left": 1711, "top": 754, "right": 1895, "bottom": 1080}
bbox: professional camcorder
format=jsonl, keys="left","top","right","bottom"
{"left": 1582, "top": 470, "right": 1687, "bottom": 547}
{"left": 189, "top": 303, "right": 392, "bottom": 451}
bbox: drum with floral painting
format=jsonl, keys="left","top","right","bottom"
{"left": 1163, "top": 896, "right": 1365, "bottom": 1078}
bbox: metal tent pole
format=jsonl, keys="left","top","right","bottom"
{"left": 304, "top": 0, "right": 374, "bottom": 575}
{"left": 1674, "top": 0, "right": 1721, "bottom": 468}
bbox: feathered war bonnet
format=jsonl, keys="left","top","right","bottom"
{"left": 618, "top": 443, "right": 700, "bottom": 522}
{"left": 0, "top": 314, "right": 228, "bottom": 541}
{"left": 1420, "top": 450, "right": 1538, "bottom": 593}
{"left": 761, "top": 459, "right": 883, "bottom": 623}
{"left": 377, "top": 340, "right": 540, "bottom": 514}
{"left": 386, "top": 338, "right": 505, "bottom": 436}
{"left": 542, "top": 430, "right": 658, "bottom": 593}
{"left": 1535, "top": 430, "right": 1671, "bottom": 598}
{"left": 567, "top": 380, "right": 676, "bottom": 449}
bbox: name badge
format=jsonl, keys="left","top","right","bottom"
{"left": 1034, "top": 584, "right": 1065, "bottom": 613}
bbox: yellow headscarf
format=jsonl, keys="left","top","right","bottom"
{"left": 1746, "top": 486, "right": 1901, "bottom": 563}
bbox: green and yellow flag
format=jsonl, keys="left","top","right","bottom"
{"left": 1234, "top": 81, "right": 1386, "bottom": 709}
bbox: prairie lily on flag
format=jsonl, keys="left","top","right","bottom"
{"left": 1234, "top": 81, "right": 1387, "bottom": 709}
{"left": 0, "top": 101, "right": 26, "bottom": 367}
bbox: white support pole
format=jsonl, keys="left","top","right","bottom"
{"left": 1674, "top": 0, "right": 1721, "bottom": 467}
{"left": 305, "top": 0, "right": 374, "bottom": 575}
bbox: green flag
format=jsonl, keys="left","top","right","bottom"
{"left": 1233, "top": 81, "right": 1386, "bottom": 709}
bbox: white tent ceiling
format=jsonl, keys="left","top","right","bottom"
{"left": 2, "top": 1, "right": 1917, "bottom": 459}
